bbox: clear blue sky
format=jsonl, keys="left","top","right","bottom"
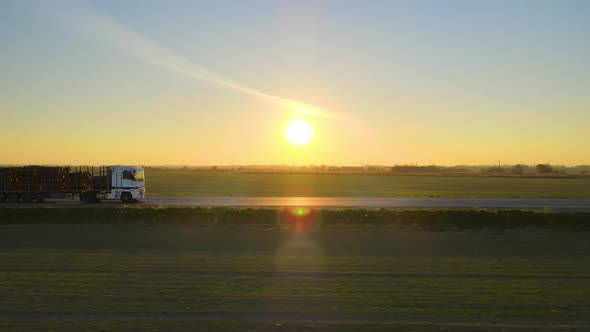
{"left": 1, "top": 0, "right": 589, "bottom": 165}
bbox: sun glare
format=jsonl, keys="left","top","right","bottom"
{"left": 285, "top": 119, "right": 313, "bottom": 146}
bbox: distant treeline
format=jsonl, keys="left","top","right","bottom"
{"left": 143, "top": 164, "right": 590, "bottom": 175}
{"left": 2, "top": 164, "right": 588, "bottom": 175}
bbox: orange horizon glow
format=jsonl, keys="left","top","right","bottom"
{"left": 2, "top": 2, "right": 589, "bottom": 166}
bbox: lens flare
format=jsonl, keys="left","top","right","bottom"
{"left": 281, "top": 207, "right": 317, "bottom": 231}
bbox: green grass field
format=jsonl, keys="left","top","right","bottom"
{"left": 1, "top": 252, "right": 589, "bottom": 331}
{"left": 145, "top": 171, "right": 590, "bottom": 198}
{"left": 2, "top": 204, "right": 589, "bottom": 331}
{"left": 1, "top": 222, "right": 589, "bottom": 331}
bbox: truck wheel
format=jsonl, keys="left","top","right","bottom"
{"left": 21, "top": 194, "right": 34, "bottom": 203}
{"left": 121, "top": 192, "right": 132, "bottom": 203}
{"left": 0, "top": 194, "right": 7, "bottom": 203}
{"left": 7, "top": 194, "right": 21, "bottom": 203}
{"left": 83, "top": 191, "right": 97, "bottom": 203}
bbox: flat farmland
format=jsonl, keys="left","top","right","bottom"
{"left": 145, "top": 171, "right": 590, "bottom": 198}
{"left": 1, "top": 223, "right": 589, "bottom": 331}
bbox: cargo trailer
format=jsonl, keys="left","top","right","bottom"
{"left": 0, "top": 165, "right": 145, "bottom": 203}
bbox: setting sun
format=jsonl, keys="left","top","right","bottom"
{"left": 285, "top": 119, "right": 313, "bottom": 146}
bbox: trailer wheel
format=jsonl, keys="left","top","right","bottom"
{"left": 82, "top": 191, "right": 98, "bottom": 203}
{"left": 7, "top": 194, "right": 21, "bottom": 203}
{"left": 121, "top": 192, "right": 132, "bottom": 203}
{"left": 21, "top": 194, "right": 34, "bottom": 203}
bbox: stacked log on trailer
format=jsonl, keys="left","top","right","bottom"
{"left": 68, "top": 166, "right": 108, "bottom": 191}
{"left": 15, "top": 166, "right": 39, "bottom": 192}
{"left": 0, "top": 166, "right": 69, "bottom": 192}
{"left": 39, "top": 166, "right": 69, "bottom": 191}
{"left": 92, "top": 175, "right": 108, "bottom": 191}
{"left": 0, "top": 166, "right": 111, "bottom": 202}
{"left": 25, "top": 166, "right": 69, "bottom": 192}
{"left": 0, "top": 168, "right": 13, "bottom": 201}
{"left": 67, "top": 170, "right": 93, "bottom": 191}
{"left": 0, "top": 168, "right": 19, "bottom": 191}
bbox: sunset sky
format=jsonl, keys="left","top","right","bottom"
{"left": 1, "top": 0, "right": 589, "bottom": 166}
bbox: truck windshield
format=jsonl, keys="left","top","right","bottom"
{"left": 133, "top": 170, "right": 145, "bottom": 182}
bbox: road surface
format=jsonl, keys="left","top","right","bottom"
{"left": 4, "top": 197, "right": 590, "bottom": 211}
{"left": 139, "top": 197, "right": 590, "bottom": 211}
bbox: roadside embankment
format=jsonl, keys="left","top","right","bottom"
{"left": 0, "top": 206, "right": 589, "bottom": 231}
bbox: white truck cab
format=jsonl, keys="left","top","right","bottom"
{"left": 105, "top": 165, "right": 145, "bottom": 202}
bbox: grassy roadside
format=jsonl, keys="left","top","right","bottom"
{"left": 1, "top": 206, "right": 589, "bottom": 231}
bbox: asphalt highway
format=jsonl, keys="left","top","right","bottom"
{"left": 139, "top": 196, "right": 590, "bottom": 212}
{"left": 4, "top": 197, "right": 590, "bottom": 212}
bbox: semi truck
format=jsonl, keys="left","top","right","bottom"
{"left": 0, "top": 165, "right": 145, "bottom": 203}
